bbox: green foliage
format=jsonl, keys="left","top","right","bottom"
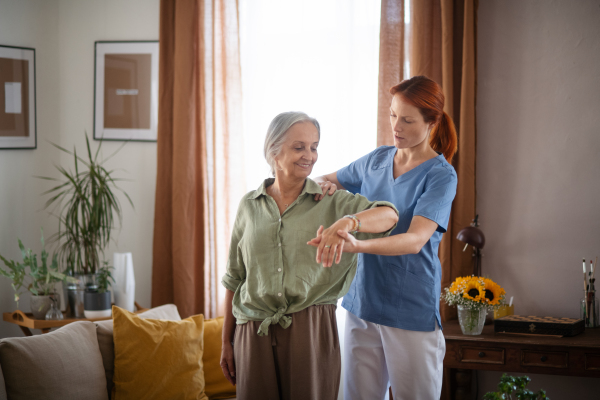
{"left": 38, "top": 134, "right": 133, "bottom": 274}
{"left": 0, "top": 229, "right": 78, "bottom": 306}
{"left": 96, "top": 262, "right": 115, "bottom": 293}
{"left": 483, "top": 374, "right": 548, "bottom": 400}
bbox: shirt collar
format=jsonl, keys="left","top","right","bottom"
{"left": 249, "top": 178, "right": 321, "bottom": 200}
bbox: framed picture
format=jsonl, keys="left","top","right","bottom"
{"left": 0, "top": 45, "right": 36, "bottom": 150}
{"left": 94, "top": 41, "right": 159, "bottom": 142}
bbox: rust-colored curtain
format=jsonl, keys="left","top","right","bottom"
{"left": 378, "top": 1, "right": 477, "bottom": 398}
{"left": 152, "top": 0, "right": 243, "bottom": 319}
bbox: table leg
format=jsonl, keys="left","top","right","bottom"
{"left": 18, "top": 326, "right": 33, "bottom": 337}
{"left": 453, "top": 368, "right": 472, "bottom": 400}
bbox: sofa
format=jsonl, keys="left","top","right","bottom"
{"left": 0, "top": 304, "right": 236, "bottom": 400}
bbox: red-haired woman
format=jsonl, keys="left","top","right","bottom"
{"left": 312, "top": 76, "right": 458, "bottom": 399}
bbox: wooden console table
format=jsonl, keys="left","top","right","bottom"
{"left": 443, "top": 319, "right": 600, "bottom": 399}
{"left": 2, "top": 301, "right": 148, "bottom": 336}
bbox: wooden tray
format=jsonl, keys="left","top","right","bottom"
{"left": 2, "top": 301, "right": 148, "bottom": 336}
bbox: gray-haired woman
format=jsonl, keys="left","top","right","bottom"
{"left": 219, "top": 112, "right": 399, "bottom": 400}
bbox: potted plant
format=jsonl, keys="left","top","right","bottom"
{"left": 38, "top": 134, "right": 132, "bottom": 317}
{"left": 84, "top": 263, "right": 114, "bottom": 319}
{"left": 442, "top": 276, "right": 506, "bottom": 335}
{"left": 0, "top": 230, "right": 78, "bottom": 319}
{"left": 483, "top": 373, "right": 548, "bottom": 399}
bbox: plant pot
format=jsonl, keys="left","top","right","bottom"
{"left": 65, "top": 273, "right": 98, "bottom": 318}
{"left": 84, "top": 290, "right": 112, "bottom": 319}
{"left": 30, "top": 294, "right": 54, "bottom": 319}
{"left": 457, "top": 305, "right": 487, "bottom": 335}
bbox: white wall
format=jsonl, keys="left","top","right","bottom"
{"left": 0, "top": 0, "right": 159, "bottom": 339}
{"left": 477, "top": 0, "right": 600, "bottom": 398}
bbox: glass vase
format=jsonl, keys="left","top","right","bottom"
{"left": 457, "top": 305, "right": 487, "bottom": 335}
{"left": 45, "top": 296, "right": 63, "bottom": 321}
{"left": 581, "top": 289, "right": 599, "bottom": 328}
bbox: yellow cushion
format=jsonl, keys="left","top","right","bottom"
{"left": 112, "top": 306, "right": 208, "bottom": 400}
{"left": 202, "top": 317, "right": 237, "bottom": 399}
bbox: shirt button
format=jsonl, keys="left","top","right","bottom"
{"left": 279, "top": 218, "right": 281, "bottom": 222}
{"left": 278, "top": 243, "right": 281, "bottom": 247}
{"left": 279, "top": 308, "right": 285, "bottom": 312}
{"left": 278, "top": 268, "right": 282, "bottom": 272}
{"left": 278, "top": 293, "right": 282, "bottom": 297}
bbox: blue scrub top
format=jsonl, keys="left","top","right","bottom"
{"left": 338, "top": 146, "right": 457, "bottom": 331}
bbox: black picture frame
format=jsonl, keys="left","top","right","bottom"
{"left": 0, "top": 44, "right": 37, "bottom": 150}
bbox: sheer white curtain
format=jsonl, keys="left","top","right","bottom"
{"left": 239, "top": 1, "right": 381, "bottom": 398}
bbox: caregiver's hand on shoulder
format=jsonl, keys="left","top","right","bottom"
{"left": 220, "top": 341, "right": 236, "bottom": 386}
{"left": 314, "top": 180, "right": 337, "bottom": 201}
{"left": 307, "top": 218, "right": 354, "bottom": 267}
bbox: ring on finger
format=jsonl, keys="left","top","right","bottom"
{"left": 324, "top": 245, "right": 331, "bottom": 248}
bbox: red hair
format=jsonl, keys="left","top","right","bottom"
{"left": 390, "top": 76, "right": 458, "bottom": 163}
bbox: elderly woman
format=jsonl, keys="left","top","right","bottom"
{"left": 219, "top": 111, "right": 398, "bottom": 400}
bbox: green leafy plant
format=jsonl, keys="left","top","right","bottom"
{"left": 38, "top": 134, "right": 133, "bottom": 275}
{"left": 0, "top": 229, "right": 78, "bottom": 306}
{"left": 483, "top": 374, "right": 548, "bottom": 400}
{"left": 95, "top": 262, "right": 115, "bottom": 294}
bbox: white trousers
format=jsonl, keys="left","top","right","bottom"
{"left": 343, "top": 311, "right": 445, "bottom": 400}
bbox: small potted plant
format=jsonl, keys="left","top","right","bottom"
{"left": 38, "top": 134, "right": 133, "bottom": 317}
{"left": 442, "top": 276, "right": 506, "bottom": 335}
{"left": 84, "top": 263, "right": 114, "bottom": 319}
{"left": 0, "top": 230, "right": 78, "bottom": 319}
{"left": 483, "top": 373, "right": 548, "bottom": 399}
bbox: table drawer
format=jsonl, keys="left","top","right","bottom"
{"left": 585, "top": 353, "right": 600, "bottom": 371}
{"left": 460, "top": 346, "right": 505, "bottom": 364}
{"left": 521, "top": 350, "right": 568, "bottom": 368}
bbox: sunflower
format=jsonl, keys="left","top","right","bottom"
{"left": 462, "top": 278, "right": 485, "bottom": 302}
{"left": 449, "top": 276, "right": 469, "bottom": 295}
{"left": 483, "top": 278, "right": 506, "bottom": 305}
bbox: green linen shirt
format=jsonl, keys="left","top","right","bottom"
{"left": 222, "top": 178, "right": 398, "bottom": 336}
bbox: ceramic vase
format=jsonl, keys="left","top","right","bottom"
{"left": 113, "top": 252, "right": 135, "bottom": 312}
{"left": 30, "top": 295, "right": 53, "bottom": 319}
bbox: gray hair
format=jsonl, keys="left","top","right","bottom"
{"left": 263, "top": 111, "right": 320, "bottom": 176}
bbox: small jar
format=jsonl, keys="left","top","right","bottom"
{"left": 580, "top": 289, "right": 599, "bottom": 328}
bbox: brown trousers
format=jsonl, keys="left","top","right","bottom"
{"left": 234, "top": 305, "right": 341, "bottom": 400}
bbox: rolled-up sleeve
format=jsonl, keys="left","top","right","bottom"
{"left": 221, "top": 199, "right": 247, "bottom": 292}
{"left": 332, "top": 191, "right": 399, "bottom": 239}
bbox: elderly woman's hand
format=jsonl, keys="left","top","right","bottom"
{"left": 220, "top": 341, "right": 236, "bottom": 386}
{"left": 307, "top": 218, "right": 354, "bottom": 267}
{"left": 314, "top": 180, "right": 338, "bottom": 201}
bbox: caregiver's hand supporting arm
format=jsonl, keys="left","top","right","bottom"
{"left": 307, "top": 206, "right": 398, "bottom": 267}
{"left": 220, "top": 289, "right": 236, "bottom": 385}
{"left": 313, "top": 172, "right": 344, "bottom": 201}
{"left": 338, "top": 215, "right": 438, "bottom": 256}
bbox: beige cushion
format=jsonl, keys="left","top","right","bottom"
{"left": 0, "top": 362, "right": 7, "bottom": 400}
{"left": 95, "top": 304, "right": 181, "bottom": 395}
{"left": 0, "top": 321, "right": 108, "bottom": 400}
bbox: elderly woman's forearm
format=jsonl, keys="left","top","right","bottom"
{"left": 222, "top": 289, "right": 236, "bottom": 344}
{"left": 354, "top": 207, "right": 398, "bottom": 233}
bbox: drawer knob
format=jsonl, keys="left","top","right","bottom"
{"left": 478, "top": 352, "right": 486, "bottom": 358}
{"left": 540, "top": 356, "right": 548, "bottom": 362}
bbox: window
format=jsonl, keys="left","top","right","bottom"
{"left": 240, "top": 0, "right": 382, "bottom": 190}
